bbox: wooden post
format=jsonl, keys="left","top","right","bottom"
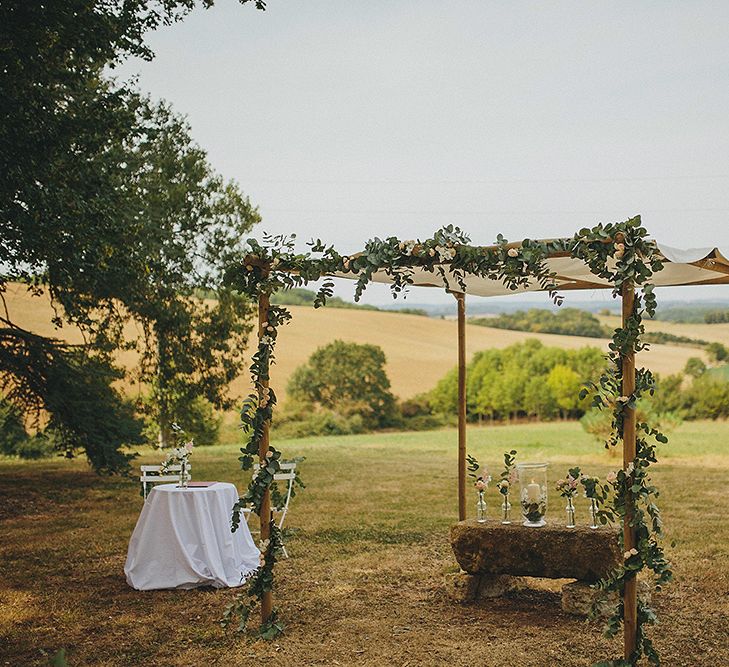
{"left": 455, "top": 292, "right": 467, "bottom": 521}
{"left": 621, "top": 281, "right": 638, "bottom": 661}
{"left": 258, "top": 291, "right": 273, "bottom": 623}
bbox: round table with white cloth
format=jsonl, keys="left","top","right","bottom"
{"left": 124, "top": 482, "right": 259, "bottom": 590}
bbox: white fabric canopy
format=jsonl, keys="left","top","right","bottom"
{"left": 125, "top": 482, "right": 259, "bottom": 591}
{"left": 337, "top": 242, "right": 729, "bottom": 297}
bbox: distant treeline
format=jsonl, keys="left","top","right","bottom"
{"left": 470, "top": 308, "right": 611, "bottom": 338}
{"left": 425, "top": 339, "right": 729, "bottom": 425}
{"left": 642, "top": 331, "right": 708, "bottom": 347}
{"left": 705, "top": 310, "right": 729, "bottom": 324}
{"left": 428, "top": 339, "right": 605, "bottom": 421}
{"left": 471, "top": 307, "right": 724, "bottom": 352}
{"left": 650, "top": 305, "right": 729, "bottom": 324}
{"left": 271, "top": 288, "right": 428, "bottom": 316}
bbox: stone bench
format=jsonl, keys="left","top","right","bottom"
{"left": 448, "top": 520, "right": 649, "bottom": 615}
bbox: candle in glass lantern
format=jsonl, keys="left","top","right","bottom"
{"left": 527, "top": 479, "right": 541, "bottom": 502}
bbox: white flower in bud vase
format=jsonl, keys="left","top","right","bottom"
{"left": 606, "top": 471, "right": 618, "bottom": 484}
{"left": 266, "top": 450, "right": 273, "bottom": 459}
{"left": 508, "top": 247, "right": 519, "bottom": 258}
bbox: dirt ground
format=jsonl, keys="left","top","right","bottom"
{"left": 1, "top": 426, "right": 728, "bottom": 666}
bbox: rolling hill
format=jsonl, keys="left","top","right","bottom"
{"left": 5, "top": 283, "right": 709, "bottom": 406}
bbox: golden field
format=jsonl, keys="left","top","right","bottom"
{"left": 5, "top": 284, "right": 715, "bottom": 404}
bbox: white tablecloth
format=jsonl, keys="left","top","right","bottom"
{"left": 124, "top": 482, "right": 259, "bottom": 590}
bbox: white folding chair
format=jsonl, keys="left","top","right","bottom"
{"left": 248, "top": 461, "right": 298, "bottom": 558}
{"left": 140, "top": 464, "right": 192, "bottom": 500}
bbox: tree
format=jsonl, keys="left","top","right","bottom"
{"left": 287, "top": 340, "right": 398, "bottom": 429}
{"left": 683, "top": 357, "right": 707, "bottom": 378}
{"left": 706, "top": 342, "right": 728, "bottom": 363}
{"left": 546, "top": 364, "right": 581, "bottom": 419}
{"left": 0, "top": 0, "right": 264, "bottom": 470}
{"left": 430, "top": 367, "right": 459, "bottom": 416}
{"left": 523, "top": 376, "right": 558, "bottom": 420}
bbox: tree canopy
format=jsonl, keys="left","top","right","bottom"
{"left": 429, "top": 339, "right": 604, "bottom": 421}
{"left": 287, "top": 340, "right": 398, "bottom": 429}
{"left": 0, "top": 0, "right": 264, "bottom": 470}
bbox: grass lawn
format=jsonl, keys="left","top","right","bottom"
{"left": 1, "top": 421, "right": 728, "bottom": 666}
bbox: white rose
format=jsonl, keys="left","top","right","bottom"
{"left": 507, "top": 247, "right": 519, "bottom": 258}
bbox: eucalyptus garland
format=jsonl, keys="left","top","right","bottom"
{"left": 224, "top": 220, "right": 670, "bottom": 664}
{"left": 574, "top": 216, "right": 671, "bottom": 666}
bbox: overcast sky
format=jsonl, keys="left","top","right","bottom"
{"left": 118, "top": 1, "right": 729, "bottom": 305}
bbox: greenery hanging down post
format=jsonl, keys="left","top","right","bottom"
{"left": 573, "top": 217, "right": 672, "bottom": 667}
{"left": 223, "top": 220, "right": 671, "bottom": 665}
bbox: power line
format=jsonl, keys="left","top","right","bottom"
{"left": 244, "top": 174, "right": 729, "bottom": 186}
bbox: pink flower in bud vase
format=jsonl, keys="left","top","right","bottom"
{"left": 266, "top": 450, "right": 274, "bottom": 459}
{"left": 607, "top": 471, "right": 618, "bottom": 484}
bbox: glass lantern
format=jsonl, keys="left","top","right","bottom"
{"left": 517, "top": 463, "right": 548, "bottom": 527}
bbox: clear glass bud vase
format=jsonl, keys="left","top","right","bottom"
{"left": 178, "top": 459, "right": 189, "bottom": 489}
{"left": 588, "top": 498, "right": 598, "bottom": 529}
{"left": 476, "top": 491, "right": 487, "bottom": 523}
{"left": 501, "top": 495, "right": 512, "bottom": 524}
{"left": 565, "top": 497, "right": 576, "bottom": 528}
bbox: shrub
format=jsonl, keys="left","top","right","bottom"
{"left": 274, "top": 411, "right": 366, "bottom": 439}
{"left": 684, "top": 357, "right": 707, "bottom": 378}
{"left": 0, "top": 399, "right": 28, "bottom": 456}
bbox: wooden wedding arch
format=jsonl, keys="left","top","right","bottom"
{"left": 241, "top": 223, "right": 729, "bottom": 664}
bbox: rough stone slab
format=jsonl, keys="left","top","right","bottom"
{"left": 561, "top": 579, "right": 652, "bottom": 617}
{"left": 477, "top": 574, "right": 524, "bottom": 599}
{"left": 444, "top": 572, "right": 480, "bottom": 603}
{"left": 450, "top": 520, "right": 621, "bottom": 582}
{"left": 444, "top": 572, "right": 525, "bottom": 603}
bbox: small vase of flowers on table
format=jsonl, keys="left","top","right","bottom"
{"left": 556, "top": 467, "right": 581, "bottom": 528}
{"left": 496, "top": 449, "right": 518, "bottom": 524}
{"left": 161, "top": 424, "right": 194, "bottom": 489}
{"left": 580, "top": 473, "right": 609, "bottom": 529}
{"left": 467, "top": 454, "right": 491, "bottom": 523}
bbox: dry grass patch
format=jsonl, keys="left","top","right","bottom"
{"left": 1, "top": 421, "right": 728, "bottom": 666}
